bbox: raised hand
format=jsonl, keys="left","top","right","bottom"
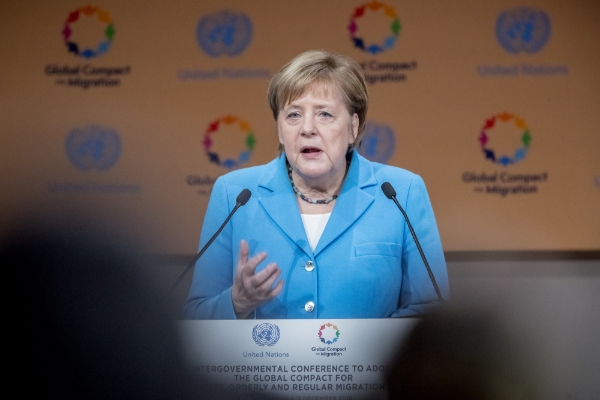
{"left": 231, "top": 240, "right": 283, "bottom": 319}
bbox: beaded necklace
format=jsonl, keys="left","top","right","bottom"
{"left": 287, "top": 164, "right": 344, "bottom": 205}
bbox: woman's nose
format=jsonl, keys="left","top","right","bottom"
{"left": 300, "top": 117, "right": 316, "bottom": 136}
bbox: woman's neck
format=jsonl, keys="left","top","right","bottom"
{"left": 289, "top": 159, "right": 349, "bottom": 215}
{"left": 291, "top": 169, "right": 345, "bottom": 199}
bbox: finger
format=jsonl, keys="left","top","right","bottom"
{"left": 256, "top": 265, "right": 281, "bottom": 292}
{"left": 249, "top": 262, "right": 279, "bottom": 287}
{"left": 237, "top": 240, "right": 249, "bottom": 269}
{"left": 243, "top": 251, "right": 268, "bottom": 276}
{"left": 267, "top": 280, "right": 284, "bottom": 299}
{"left": 251, "top": 263, "right": 280, "bottom": 289}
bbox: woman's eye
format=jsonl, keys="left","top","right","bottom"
{"left": 287, "top": 112, "right": 300, "bottom": 118}
{"left": 319, "top": 111, "right": 333, "bottom": 118}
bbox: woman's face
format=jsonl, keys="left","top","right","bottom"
{"left": 277, "top": 83, "right": 358, "bottom": 186}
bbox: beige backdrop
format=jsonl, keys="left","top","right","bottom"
{"left": 1, "top": 0, "right": 599, "bottom": 254}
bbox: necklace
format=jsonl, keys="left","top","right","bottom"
{"left": 288, "top": 165, "right": 338, "bottom": 204}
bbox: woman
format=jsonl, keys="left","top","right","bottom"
{"left": 184, "top": 50, "right": 448, "bottom": 319}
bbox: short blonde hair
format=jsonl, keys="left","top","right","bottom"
{"left": 267, "top": 50, "right": 368, "bottom": 152}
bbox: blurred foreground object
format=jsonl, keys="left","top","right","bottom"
{"left": 386, "top": 308, "right": 539, "bottom": 400}
{"left": 3, "top": 223, "right": 196, "bottom": 399}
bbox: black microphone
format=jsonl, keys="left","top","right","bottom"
{"left": 236, "top": 188, "right": 251, "bottom": 206}
{"left": 170, "top": 188, "right": 252, "bottom": 294}
{"left": 381, "top": 182, "right": 445, "bottom": 302}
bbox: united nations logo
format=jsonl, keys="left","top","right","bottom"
{"left": 358, "top": 121, "right": 395, "bottom": 164}
{"left": 196, "top": 10, "right": 252, "bottom": 57}
{"left": 496, "top": 8, "right": 551, "bottom": 54}
{"left": 66, "top": 125, "right": 121, "bottom": 171}
{"left": 252, "top": 323, "right": 280, "bottom": 347}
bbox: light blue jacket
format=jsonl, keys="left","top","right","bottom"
{"left": 184, "top": 150, "right": 449, "bottom": 319}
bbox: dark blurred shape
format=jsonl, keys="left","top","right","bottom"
{"left": 2, "top": 222, "right": 199, "bottom": 399}
{"left": 386, "top": 308, "right": 538, "bottom": 400}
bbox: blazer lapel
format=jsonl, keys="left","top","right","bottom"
{"left": 313, "top": 151, "right": 376, "bottom": 256}
{"left": 257, "top": 155, "right": 313, "bottom": 258}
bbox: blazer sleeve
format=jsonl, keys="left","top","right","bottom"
{"left": 390, "top": 175, "right": 449, "bottom": 317}
{"left": 183, "top": 177, "right": 238, "bottom": 320}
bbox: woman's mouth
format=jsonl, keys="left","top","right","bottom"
{"left": 301, "top": 147, "right": 322, "bottom": 154}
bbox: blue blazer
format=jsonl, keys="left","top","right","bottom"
{"left": 184, "top": 150, "right": 449, "bottom": 319}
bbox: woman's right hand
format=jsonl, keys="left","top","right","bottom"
{"left": 231, "top": 240, "right": 283, "bottom": 319}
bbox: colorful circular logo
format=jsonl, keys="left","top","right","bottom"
{"left": 62, "top": 6, "right": 115, "bottom": 59}
{"left": 252, "top": 323, "right": 280, "bottom": 347}
{"left": 358, "top": 121, "right": 396, "bottom": 163}
{"left": 496, "top": 8, "right": 551, "bottom": 54}
{"left": 203, "top": 115, "right": 256, "bottom": 169}
{"left": 196, "top": 10, "right": 253, "bottom": 57}
{"left": 348, "top": 1, "right": 401, "bottom": 54}
{"left": 318, "top": 323, "right": 340, "bottom": 345}
{"left": 479, "top": 112, "right": 531, "bottom": 166}
{"left": 66, "top": 125, "right": 121, "bottom": 171}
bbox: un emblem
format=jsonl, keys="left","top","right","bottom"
{"left": 496, "top": 8, "right": 551, "bottom": 54}
{"left": 66, "top": 125, "right": 121, "bottom": 171}
{"left": 252, "top": 323, "right": 280, "bottom": 347}
{"left": 196, "top": 10, "right": 252, "bottom": 57}
{"left": 358, "top": 122, "right": 396, "bottom": 164}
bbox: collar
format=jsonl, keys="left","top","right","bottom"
{"left": 256, "top": 150, "right": 377, "bottom": 257}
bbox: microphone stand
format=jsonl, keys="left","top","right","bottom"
{"left": 381, "top": 182, "right": 445, "bottom": 303}
{"left": 170, "top": 189, "right": 251, "bottom": 295}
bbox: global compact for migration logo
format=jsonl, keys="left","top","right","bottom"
{"left": 347, "top": 1, "right": 417, "bottom": 85}
{"left": 480, "top": 113, "right": 530, "bottom": 166}
{"left": 63, "top": 5, "right": 114, "bottom": 59}
{"left": 187, "top": 115, "right": 257, "bottom": 195}
{"left": 357, "top": 121, "right": 396, "bottom": 164}
{"left": 45, "top": 5, "right": 131, "bottom": 89}
{"left": 48, "top": 125, "right": 140, "bottom": 194}
{"left": 203, "top": 115, "right": 256, "bottom": 168}
{"left": 318, "top": 323, "right": 340, "bottom": 345}
{"left": 312, "top": 323, "right": 346, "bottom": 357}
{"left": 461, "top": 112, "right": 548, "bottom": 197}
{"left": 177, "top": 10, "right": 269, "bottom": 81}
{"left": 477, "top": 7, "right": 568, "bottom": 77}
{"left": 349, "top": 1, "right": 400, "bottom": 54}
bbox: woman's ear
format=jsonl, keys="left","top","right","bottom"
{"left": 350, "top": 113, "right": 359, "bottom": 144}
{"left": 277, "top": 115, "right": 285, "bottom": 145}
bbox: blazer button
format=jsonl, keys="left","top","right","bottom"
{"left": 304, "top": 301, "right": 315, "bottom": 312}
{"left": 304, "top": 260, "right": 315, "bottom": 271}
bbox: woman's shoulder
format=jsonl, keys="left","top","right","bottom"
{"left": 364, "top": 157, "right": 421, "bottom": 184}
{"left": 361, "top": 159, "right": 432, "bottom": 204}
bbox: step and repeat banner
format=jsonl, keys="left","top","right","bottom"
{"left": 1, "top": 0, "right": 599, "bottom": 253}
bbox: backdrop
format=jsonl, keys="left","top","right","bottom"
{"left": 1, "top": 0, "right": 599, "bottom": 254}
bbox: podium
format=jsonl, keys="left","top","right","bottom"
{"left": 178, "top": 318, "right": 418, "bottom": 399}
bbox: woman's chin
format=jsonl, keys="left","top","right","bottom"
{"left": 295, "top": 167, "right": 334, "bottom": 182}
